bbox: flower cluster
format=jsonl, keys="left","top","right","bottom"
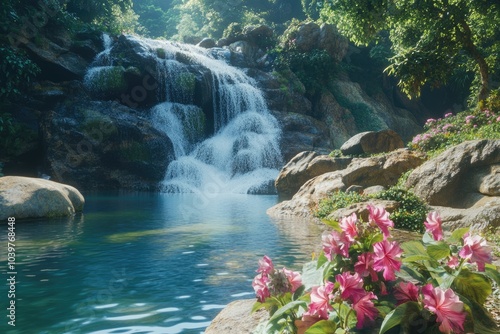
{"left": 409, "top": 108, "right": 500, "bottom": 154}
{"left": 252, "top": 205, "right": 498, "bottom": 334}
{"left": 252, "top": 255, "right": 302, "bottom": 302}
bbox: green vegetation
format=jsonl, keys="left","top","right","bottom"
{"left": 316, "top": 187, "right": 429, "bottom": 233}
{"left": 409, "top": 94, "right": 500, "bottom": 156}
{"left": 307, "top": 0, "right": 500, "bottom": 102}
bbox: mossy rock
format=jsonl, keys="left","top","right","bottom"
{"left": 84, "top": 66, "right": 128, "bottom": 98}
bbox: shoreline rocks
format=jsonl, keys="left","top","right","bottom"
{"left": 0, "top": 176, "right": 84, "bottom": 220}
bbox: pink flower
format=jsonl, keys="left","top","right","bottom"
{"left": 424, "top": 211, "right": 444, "bottom": 241}
{"left": 256, "top": 255, "right": 274, "bottom": 275}
{"left": 422, "top": 284, "right": 466, "bottom": 334}
{"left": 354, "top": 252, "right": 378, "bottom": 282}
{"left": 252, "top": 274, "right": 270, "bottom": 302}
{"left": 394, "top": 282, "right": 419, "bottom": 305}
{"left": 447, "top": 256, "right": 459, "bottom": 269}
{"left": 352, "top": 292, "right": 379, "bottom": 329}
{"left": 458, "top": 235, "right": 492, "bottom": 271}
{"left": 444, "top": 112, "right": 453, "bottom": 118}
{"left": 367, "top": 204, "right": 394, "bottom": 239}
{"left": 283, "top": 268, "right": 302, "bottom": 293}
{"left": 336, "top": 272, "right": 366, "bottom": 302}
{"left": 340, "top": 213, "right": 359, "bottom": 242}
{"left": 305, "top": 282, "right": 335, "bottom": 319}
{"left": 322, "top": 231, "right": 351, "bottom": 260}
{"left": 373, "top": 240, "right": 402, "bottom": 281}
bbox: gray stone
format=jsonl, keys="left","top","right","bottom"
{"left": 197, "top": 38, "right": 216, "bottom": 48}
{"left": 205, "top": 299, "right": 268, "bottom": 334}
{"left": 406, "top": 140, "right": 500, "bottom": 207}
{"left": 275, "top": 151, "right": 352, "bottom": 197}
{"left": 340, "top": 129, "right": 405, "bottom": 156}
{"left": 0, "top": 176, "right": 84, "bottom": 220}
{"left": 268, "top": 149, "right": 425, "bottom": 220}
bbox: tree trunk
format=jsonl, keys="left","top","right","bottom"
{"left": 458, "top": 20, "right": 489, "bottom": 102}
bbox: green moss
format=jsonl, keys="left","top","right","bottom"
{"left": 85, "top": 66, "right": 127, "bottom": 97}
{"left": 119, "top": 141, "right": 151, "bottom": 162}
{"left": 81, "top": 109, "right": 117, "bottom": 142}
{"left": 176, "top": 72, "right": 196, "bottom": 95}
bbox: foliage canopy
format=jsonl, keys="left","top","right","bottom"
{"left": 311, "top": 0, "right": 500, "bottom": 101}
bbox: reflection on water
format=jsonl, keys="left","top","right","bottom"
{"left": 0, "top": 193, "right": 321, "bottom": 334}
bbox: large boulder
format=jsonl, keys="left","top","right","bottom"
{"left": 268, "top": 149, "right": 425, "bottom": 219}
{"left": 275, "top": 151, "right": 352, "bottom": 197}
{"left": 42, "top": 100, "right": 175, "bottom": 191}
{"left": 406, "top": 140, "right": 500, "bottom": 207}
{"left": 340, "top": 129, "right": 405, "bottom": 155}
{"left": 205, "top": 299, "right": 268, "bottom": 334}
{"left": 0, "top": 176, "right": 84, "bottom": 220}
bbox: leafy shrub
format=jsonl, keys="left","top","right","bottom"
{"left": 315, "top": 187, "right": 428, "bottom": 233}
{"left": 315, "top": 190, "right": 368, "bottom": 219}
{"left": 273, "top": 48, "right": 337, "bottom": 96}
{"left": 409, "top": 106, "right": 500, "bottom": 156}
{"left": 374, "top": 188, "right": 428, "bottom": 233}
{"left": 0, "top": 47, "right": 40, "bottom": 100}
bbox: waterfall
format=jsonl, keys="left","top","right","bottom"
{"left": 86, "top": 34, "right": 283, "bottom": 194}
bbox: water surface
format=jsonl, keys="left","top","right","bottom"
{"left": 1, "top": 193, "right": 321, "bottom": 334}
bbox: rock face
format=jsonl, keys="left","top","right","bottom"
{"left": 42, "top": 99, "right": 175, "bottom": 191}
{"left": 406, "top": 140, "right": 500, "bottom": 207}
{"left": 0, "top": 176, "right": 84, "bottom": 220}
{"left": 275, "top": 151, "right": 352, "bottom": 197}
{"left": 340, "top": 129, "right": 405, "bottom": 155}
{"left": 290, "top": 22, "right": 349, "bottom": 62}
{"left": 205, "top": 299, "right": 268, "bottom": 334}
{"left": 268, "top": 149, "right": 425, "bottom": 219}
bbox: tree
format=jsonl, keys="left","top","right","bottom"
{"left": 314, "top": 0, "right": 500, "bottom": 102}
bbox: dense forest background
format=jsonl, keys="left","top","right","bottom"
{"left": 2, "top": 0, "right": 499, "bottom": 105}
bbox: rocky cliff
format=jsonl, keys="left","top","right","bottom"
{"left": 3, "top": 25, "right": 423, "bottom": 191}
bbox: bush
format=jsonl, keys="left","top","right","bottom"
{"left": 0, "top": 47, "right": 40, "bottom": 101}
{"left": 273, "top": 48, "right": 337, "bottom": 96}
{"left": 315, "top": 190, "right": 368, "bottom": 219}
{"left": 409, "top": 106, "right": 500, "bottom": 156}
{"left": 374, "top": 188, "right": 428, "bottom": 233}
{"left": 315, "top": 187, "right": 429, "bottom": 233}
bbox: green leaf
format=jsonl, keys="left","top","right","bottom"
{"left": 453, "top": 269, "right": 492, "bottom": 305}
{"left": 447, "top": 227, "right": 469, "bottom": 243}
{"left": 302, "top": 260, "right": 328, "bottom": 290}
{"left": 484, "top": 264, "right": 500, "bottom": 287}
{"left": 268, "top": 300, "right": 307, "bottom": 322}
{"left": 402, "top": 254, "right": 431, "bottom": 262}
{"left": 401, "top": 241, "right": 427, "bottom": 258}
{"left": 458, "top": 293, "right": 498, "bottom": 333}
{"left": 305, "top": 320, "right": 337, "bottom": 333}
{"left": 293, "top": 285, "right": 306, "bottom": 301}
{"left": 427, "top": 242, "right": 450, "bottom": 261}
{"left": 379, "top": 302, "right": 421, "bottom": 334}
{"left": 397, "top": 264, "right": 426, "bottom": 283}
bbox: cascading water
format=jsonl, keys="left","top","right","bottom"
{"left": 132, "top": 36, "right": 283, "bottom": 194}
{"left": 85, "top": 34, "right": 283, "bottom": 194}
